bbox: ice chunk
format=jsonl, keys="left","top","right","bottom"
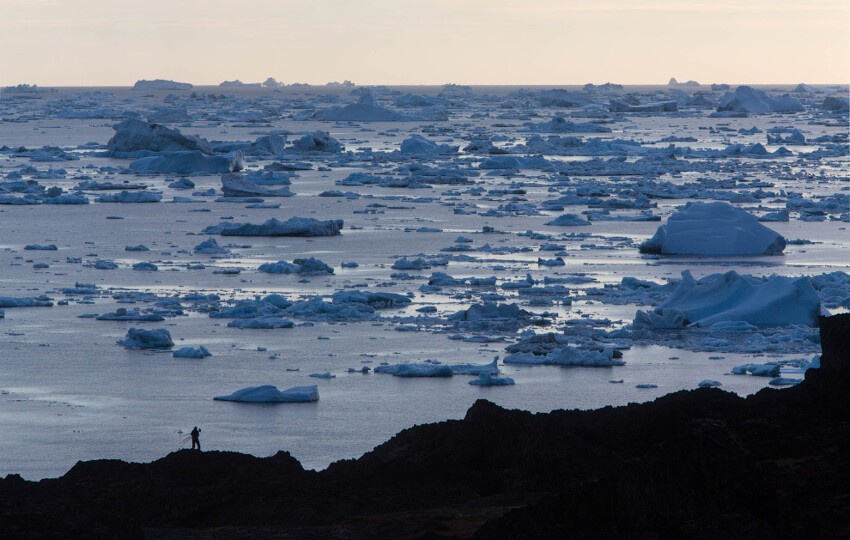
{"left": 194, "top": 238, "right": 230, "bottom": 255}
{"left": 106, "top": 118, "right": 211, "bottom": 157}
{"left": 469, "top": 373, "right": 515, "bottom": 386}
{"left": 400, "top": 135, "right": 458, "bottom": 155}
{"left": 132, "top": 79, "right": 193, "bottom": 91}
{"left": 173, "top": 346, "right": 212, "bottom": 358}
{"left": 132, "top": 262, "right": 158, "bottom": 271}
{"left": 546, "top": 214, "right": 591, "bottom": 227}
{"left": 290, "top": 131, "right": 343, "bottom": 153}
{"left": 635, "top": 271, "right": 821, "bottom": 328}
{"left": 129, "top": 151, "right": 241, "bottom": 175}
{"left": 96, "top": 308, "right": 164, "bottom": 322}
{"left": 717, "top": 86, "right": 804, "bottom": 113}
{"left": 374, "top": 363, "right": 454, "bottom": 377}
{"left": 697, "top": 380, "right": 722, "bottom": 388}
{"left": 24, "top": 244, "right": 57, "bottom": 251}
{"left": 213, "top": 385, "right": 319, "bottom": 403}
{"left": 96, "top": 190, "right": 162, "bottom": 203}
{"left": 118, "top": 328, "right": 174, "bottom": 349}
{"left": 220, "top": 173, "right": 293, "bottom": 198}
{"left": 505, "top": 346, "right": 624, "bottom": 367}
{"left": 639, "top": 202, "right": 785, "bottom": 256}
{"left": 0, "top": 296, "right": 53, "bottom": 308}
{"left": 207, "top": 217, "right": 344, "bottom": 237}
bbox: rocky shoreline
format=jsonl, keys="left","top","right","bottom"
{"left": 2, "top": 314, "right": 848, "bottom": 539}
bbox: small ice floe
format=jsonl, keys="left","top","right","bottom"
{"left": 118, "top": 328, "right": 174, "bottom": 349}
{"left": 697, "top": 380, "right": 722, "bottom": 388}
{"left": 173, "top": 346, "right": 212, "bottom": 358}
{"left": 309, "top": 372, "right": 335, "bottom": 379}
{"left": 214, "top": 385, "right": 319, "bottom": 403}
{"left": 635, "top": 383, "right": 658, "bottom": 389}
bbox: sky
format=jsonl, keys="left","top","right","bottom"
{"left": 2, "top": 0, "right": 848, "bottom": 86}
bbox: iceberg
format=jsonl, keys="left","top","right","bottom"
{"left": 717, "top": 86, "right": 804, "bottom": 113}
{"left": 290, "top": 131, "right": 343, "bottom": 153}
{"left": 208, "top": 217, "right": 343, "bottom": 237}
{"left": 633, "top": 271, "right": 821, "bottom": 328}
{"left": 220, "top": 173, "right": 293, "bottom": 198}
{"left": 129, "top": 151, "right": 241, "bottom": 175}
{"left": 399, "top": 135, "right": 458, "bottom": 155}
{"left": 374, "top": 363, "right": 454, "bottom": 377}
{"left": 194, "top": 238, "right": 230, "bottom": 255}
{"left": 546, "top": 214, "right": 591, "bottom": 227}
{"left": 106, "top": 118, "right": 212, "bottom": 157}
{"left": 118, "top": 328, "right": 174, "bottom": 349}
{"left": 214, "top": 385, "right": 319, "bottom": 403}
{"left": 469, "top": 373, "right": 515, "bottom": 386}
{"left": 173, "top": 346, "right": 212, "bottom": 358}
{"left": 132, "top": 79, "right": 192, "bottom": 91}
{"left": 96, "top": 191, "right": 162, "bottom": 203}
{"left": 639, "top": 202, "right": 785, "bottom": 256}
{"left": 505, "top": 346, "right": 624, "bottom": 367}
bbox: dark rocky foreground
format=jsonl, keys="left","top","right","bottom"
{"left": 2, "top": 315, "right": 849, "bottom": 539}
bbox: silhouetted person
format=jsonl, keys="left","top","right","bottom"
{"left": 190, "top": 426, "right": 201, "bottom": 451}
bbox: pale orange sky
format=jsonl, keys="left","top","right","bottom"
{"left": 2, "top": 0, "right": 848, "bottom": 86}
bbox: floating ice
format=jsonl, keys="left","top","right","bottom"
{"left": 213, "top": 385, "right": 319, "bottom": 403}
{"left": 129, "top": 151, "right": 241, "bottom": 175}
{"left": 469, "top": 372, "right": 515, "bottom": 386}
{"left": 639, "top": 202, "right": 786, "bottom": 256}
{"left": 634, "top": 270, "right": 821, "bottom": 329}
{"left": 717, "top": 86, "right": 804, "bottom": 114}
{"left": 374, "top": 363, "right": 453, "bottom": 377}
{"left": 505, "top": 346, "right": 623, "bottom": 367}
{"left": 0, "top": 296, "right": 53, "bottom": 308}
{"left": 118, "top": 328, "right": 174, "bottom": 349}
{"left": 96, "top": 308, "right": 164, "bottom": 322}
{"left": 290, "top": 131, "right": 343, "bottom": 153}
{"left": 221, "top": 173, "right": 293, "bottom": 198}
{"left": 206, "top": 217, "right": 344, "bottom": 237}
{"left": 96, "top": 191, "right": 162, "bottom": 203}
{"left": 106, "top": 118, "right": 212, "bottom": 157}
{"left": 173, "top": 346, "right": 212, "bottom": 358}
{"left": 546, "top": 214, "right": 591, "bottom": 227}
{"left": 194, "top": 238, "right": 230, "bottom": 255}
{"left": 132, "top": 79, "right": 192, "bottom": 91}
{"left": 400, "top": 135, "right": 458, "bottom": 155}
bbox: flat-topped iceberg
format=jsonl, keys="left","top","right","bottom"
{"left": 633, "top": 270, "right": 821, "bottom": 329}
{"left": 221, "top": 173, "right": 293, "bottom": 198}
{"left": 639, "top": 202, "right": 785, "bottom": 256}
{"left": 205, "top": 217, "right": 344, "bottom": 237}
{"left": 214, "top": 385, "right": 319, "bottom": 403}
{"left": 129, "top": 151, "right": 241, "bottom": 175}
{"left": 118, "top": 328, "right": 174, "bottom": 349}
{"left": 173, "top": 346, "right": 212, "bottom": 358}
{"left": 505, "top": 346, "right": 624, "bottom": 367}
{"left": 132, "top": 79, "right": 192, "bottom": 91}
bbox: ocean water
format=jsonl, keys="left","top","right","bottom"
{"left": 0, "top": 85, "right": 846, "bottom": 478}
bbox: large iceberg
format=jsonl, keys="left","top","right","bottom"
{"left": 214, "top": 385, "right": 319, "bottom": 403}
{"left": 639, "top": 202, "right": 785, "bottom": 256}
{"left": 106, "top": 118, "right": 212, "bottom": 157}
{"left": 633, "top": 270, "right": 822, "bottom": 328}
{"left": 717, "top": 86, "right": 804, "bottom": 113}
